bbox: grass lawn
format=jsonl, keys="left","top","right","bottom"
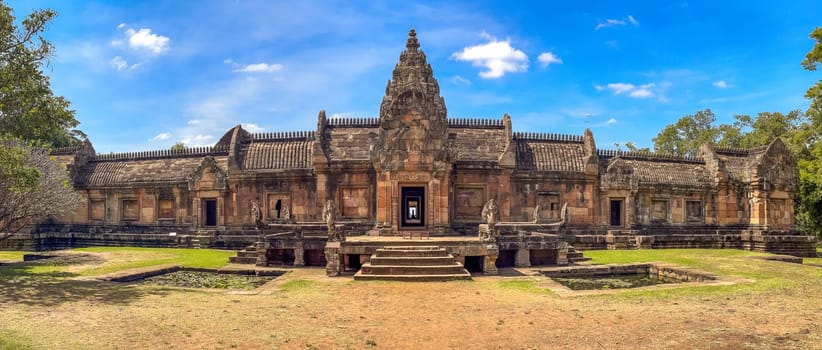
{"left": 0, "top": 250, "right": 27, "bottom": 262}
{"left": 0, "top": 247, "right": 820, "bottom": 349}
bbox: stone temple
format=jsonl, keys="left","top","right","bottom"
{"left": 13, "top": 29, "right": 816, "bottom": 277}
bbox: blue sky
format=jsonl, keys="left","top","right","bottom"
{"left": 7, "top": 0, "right": 822, "bottom": 153}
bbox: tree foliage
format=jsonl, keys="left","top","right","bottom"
{"left": 647, "top": 27, "right": 822, "bottom": 237}
{"left": 0, "top": 139, "right": 82, "bottom": 240}
{"left": 797, "top": 27, "right": 822, "bottom": 237}
{"left": 0, "top": 2, "right": 83, "bottom": 147}
{"left": 170, "top": 142, "right": 186, "bottom": 151}
{"left": 0, "top": 2, "right": 83, "bottom": 239}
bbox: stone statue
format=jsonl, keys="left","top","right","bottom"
{"left": 322, "top": 200, "right": 341, "bottom": 241}
{"left": 533, "top": 204, "right": 541, "bottom": 223}
{"left": 481, "top": 198, "right": 501, "bottom": 232}
{"left": 250, "top": 200, "right": 262, "bottom": 225}
{"left": 282, "top": 205, "right": 292, "bottom": 224}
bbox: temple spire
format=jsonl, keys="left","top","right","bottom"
{"left": 406, "top": 28, "right": 419, "bottom": 52}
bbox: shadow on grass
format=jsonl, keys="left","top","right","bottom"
{"left": 0, "top": 262, "right": 171, "bottom": 307}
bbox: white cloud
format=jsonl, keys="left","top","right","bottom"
{"left": 450, "top": 75, "right": 472, "bottom": 85}
{"left": 110, "top": 56, "right": 128, "bottom": 71}
{"left": 180, "top": 134, "right": 215, "bottom": 147}
{"left": 595, "top": 16, "right": 639, "bottom": 30}
{"left": 606, "top": 117, "right": 617, "bottom": 125}
{"left": 187, "top": 119, "right": 201, "bottom": 125}
{"left": 450, "top": 32, "right": 529, "bottom": 79}
{"left": 630, "top": 83, "right": 655, "bottom": 98}
{"left": 121, "top": 28, "right": 170, "bottom": 55}
{"left": 241, "top": 123, "right": 264, "bottom": 133}
{"left": 149, "top": 132, "right": 171, "bottom": 141}
{"left": 234, "top": 63, "right": 284, "bottom": 73}
{"left": 606, "top": 83, "right": 636, "bottom": 94}
{"left": 537, "top": 52, "right": 562, "bottom": 67}
{"left": 603, "top": 82, "right": 656, "bottom": 99}
{"left": 713, "top": 80, "right": 733, "bottom": 88}
{"left": 117, "top": 23, "right": 126, "bottom": 29}
{"left": 595, "top": 19, "right": 626, "bottom": 30}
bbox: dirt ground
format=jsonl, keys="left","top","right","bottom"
{"left": 1, "top": 252, "right": 820, "bottom": 350}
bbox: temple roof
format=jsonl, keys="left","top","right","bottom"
{"left": 76, "top": 156, "right": 229, "bottom": 187}
{"left": 515, "top": 133, "right": 586, "bottom": 173}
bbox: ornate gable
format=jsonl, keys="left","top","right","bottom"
{"left": 189, "top": 156, "right": 228, "bottom": 191}
{"left": 370, "top": 29, "right": 455, "bottom": 175}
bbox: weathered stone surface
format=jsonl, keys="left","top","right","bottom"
{"left": 16, "top": 29, "right": 814, "bottom": 265}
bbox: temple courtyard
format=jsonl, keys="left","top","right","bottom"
{"left": 0, "top": 247, "right": 820, "bottom": 349}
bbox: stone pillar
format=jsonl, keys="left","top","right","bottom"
{"left": 293, "top": 241, "right": 305, "bottom": 267}
{"left": 515, "top": 249, "right": 531, "bottom": 267}
{"left": 556, "top": 245, "right": 569, "bottom": 266}
{"left": 324, "top": 242, "right": 342, "bottom": 277}
{"left": 483, "top": 254, "right": 498, "bottom": 275}
{"left": 256, "top": 240, "right": 268, "bottom": 267}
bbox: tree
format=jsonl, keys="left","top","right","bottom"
{"left": 652, "top": 109, "right": 724, "bottom": 155}
{"left": 797, "top": 27, "right": 822, "bottom": 237}
{"left": 0, "top": 139, "right": 82, "bottom": 241}
{"left": 0, "top": 2, "right": 83, "bottom": 147}
{"left": 0, "top": 3, "right": 83, "bottom": 239}
{"left": 170, "top": 142, "right": 186, "bottom": 151}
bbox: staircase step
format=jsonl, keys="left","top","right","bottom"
{"left": 353, "top": 271, "right": 472, "bottom": 282}
{"left": 360, "top": 263, "right": 468, "bottom": 275}
{"left": 236, "top": 251, "right": 258, "bottom": 258}
{"left": 368, "top": 256, "right": 455, "bottom": 266}
{"left": 229, "top": 257, "right": 258, "bottom": 264}
{"left": 380, "top": 245, "right": 441, "bottom": 250}
{"left": 375, "top": 248, "right": 448, "bottom": 257}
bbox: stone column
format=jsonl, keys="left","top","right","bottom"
{"left": 556, "top": 245, "right": 569, "bottom": 265}
{"left": 515, "top": 249, "right": 531, "bottom": 267}
{"left": 324, "top": 242, "right": 342, "bottom": 277}
{"left": 483, "top": 254, "right": 498, "bottom": 275}
{"left": 293, "top": 241, "right": 305, "bottom": 267}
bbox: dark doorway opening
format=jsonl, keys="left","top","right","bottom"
{"left": 304, "top": 249, "right": 327, "bottom": 266}
{"left": 464, "top": 256, "right": 484, "bottom": 273}
{"left": 496, "top": 250, "right": 516, "bottom": 268}
{"left": 346, "top": 254, "right": 363, "bottom": 271}
{"left": 275, "top": 199, "right": 282, "bottom": 218}
{"left": 204, "top": 199, "right": 217, "bottom": 226}
{"left": 610, "top": 199, "right": 623, "bottom": 227}
{"left": 530, "top": 249, "right": 557, "bottom": 266}
{"left": 401, "top": 187, "right": 425, "bottom": 227}
{"left": 266, "top": 249, "right": 295, "bottom": 266}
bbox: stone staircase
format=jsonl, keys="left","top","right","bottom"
{"left": 229, "top": 243, "right": 259, "bottom": 264}
{"left": 567, "top": 246, "right": 591, "bottom": 263}
{"left": 354, "top": 245, "right": 472, "bottom": 281}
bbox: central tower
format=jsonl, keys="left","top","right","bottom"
{"left": 370, "top": 29, "right": 456, "bottom": 232}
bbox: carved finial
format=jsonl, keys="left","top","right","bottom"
{"left": 406, "top": 28, "right": 420, "bottom": 51}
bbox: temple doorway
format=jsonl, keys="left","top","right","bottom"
{"left": 610, "top": 199, "right": 623, "bottom": 227}
{"left": 204, "top": 199, "right": 217, "bottom": 227}
{"left": 401, "top": 186, "right": 425, "bottom": 228}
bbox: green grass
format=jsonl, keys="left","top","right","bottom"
{"left": 70, "top": 247, "right": 234, "bottom": 276}
{"left": 496, "top": 280, "right": 552, "bottom": 295}
{"left": 577, "top": 249, "right": 822, "bottom": 298}
{"left": 0, "top": 330, "right": 33, "bottom": 350}
{"left": 0, "top": 247, "right": 234, "bottom": 278}
{"left": 278, "top": 279, "right": 319, "bottom": 292}
{"left": 0, "top": 251, "right": 28, "bottom": 262}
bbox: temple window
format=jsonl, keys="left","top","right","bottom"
{"left": 121, "top": 199, "right": 139, "bottom": 221}
{"left": 686, "top": 201, "right": 703, "bottom": 222}
{"left": 538, "top": 192, "right": 560, "bottom": 219}
{"left": 90, "top": 199, "right": 105, "bottom": 221}
{"left": 651, "top": 200, "right": 668, "bottom": 222}
{"left": 158, "top": 199, "right": 174, "bottom": 219}
{"left": 267, "top": 194, "right": 290, "bottom": 220}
